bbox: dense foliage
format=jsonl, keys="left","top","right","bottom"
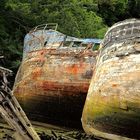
{"left": 0, "top": 0, "right": 140, "bottom": 77}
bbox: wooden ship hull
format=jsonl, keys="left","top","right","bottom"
{"left": 82, "top": 19, "right": 140, "bottom": 139}
{"left": 13, "top": 24, "right": 101, "bottom": 127}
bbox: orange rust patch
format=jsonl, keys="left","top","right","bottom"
{"left": 39, "top": 81, "right": 89, "bottom": 93}
{"left": 65, "top": 63, "right": 85, "bottom": 74}
{"left": 32, "top": 67, "right": 42, "bottom": 79}
{"left": 112, "top": 84, "right": 118, "bottom": 87}
{"left": 66, "top": 64, "right": 78, "bottom": 74}
{"left": 40, "top": 51, "right": 44, "bottom": 55}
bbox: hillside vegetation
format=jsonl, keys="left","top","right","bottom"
{"left": 0, "top": 0, "right": 140, "bottom": 75}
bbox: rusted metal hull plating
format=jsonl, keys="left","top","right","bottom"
{"left": 13, "top": 24, "right": 101, "bottom": 127}
{"left": 82, "top": 19, "right": 140, "bottom": 139}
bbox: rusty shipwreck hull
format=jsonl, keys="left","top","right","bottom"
{"left": 82, "top": 19, "right": 140, "bottom": 139}
{"left": 13, "top": 24, "right": 101, "bottom": 127}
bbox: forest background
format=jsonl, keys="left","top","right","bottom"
{"left": 0, "top": 0, "right": 140, "bottom": 83}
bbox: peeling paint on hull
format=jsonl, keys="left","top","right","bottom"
{"left": 82, "top": 19, "right": 140, "bottom": 139}
{"left": 13, "top": 25, "right": 100, "bottom": 128}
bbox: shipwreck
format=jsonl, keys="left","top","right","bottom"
{"left": 82, "top": 19, "right": 140, "bottom": 139}
{"left": 13, "top": 23, "right": 101, "bottom": 127}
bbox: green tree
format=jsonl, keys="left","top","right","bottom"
{"left": 97, "top": 0, "right": 128, "bottom": 26}
{"left": 127, "top": 0, "right": 140, "bottom": 18}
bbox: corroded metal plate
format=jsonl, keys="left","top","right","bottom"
{"left": 13, "top": 25, "right": 101, "bottom": 127}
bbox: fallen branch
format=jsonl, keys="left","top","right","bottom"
{"left": 0, "top": 66, "right": 13, "bottom": 76}
{"left": 0, "top": 56, "right": 4, "bottom": 59}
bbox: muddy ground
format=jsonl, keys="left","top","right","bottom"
{"left": 0, "top": 119, "right": 98, "bottom": 140}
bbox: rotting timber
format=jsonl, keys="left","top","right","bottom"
{"left": 13, "top": 24, "right": 101, "bottom": 128}
{"left": 0, "top": 62, "right": 40, "bottom": 140}
{"left": 82, "top": 19, "right": 140, "bottom": 139}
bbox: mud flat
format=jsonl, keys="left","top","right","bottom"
{"left": 0, "top": 119, "right": 97, "bottom": 140}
